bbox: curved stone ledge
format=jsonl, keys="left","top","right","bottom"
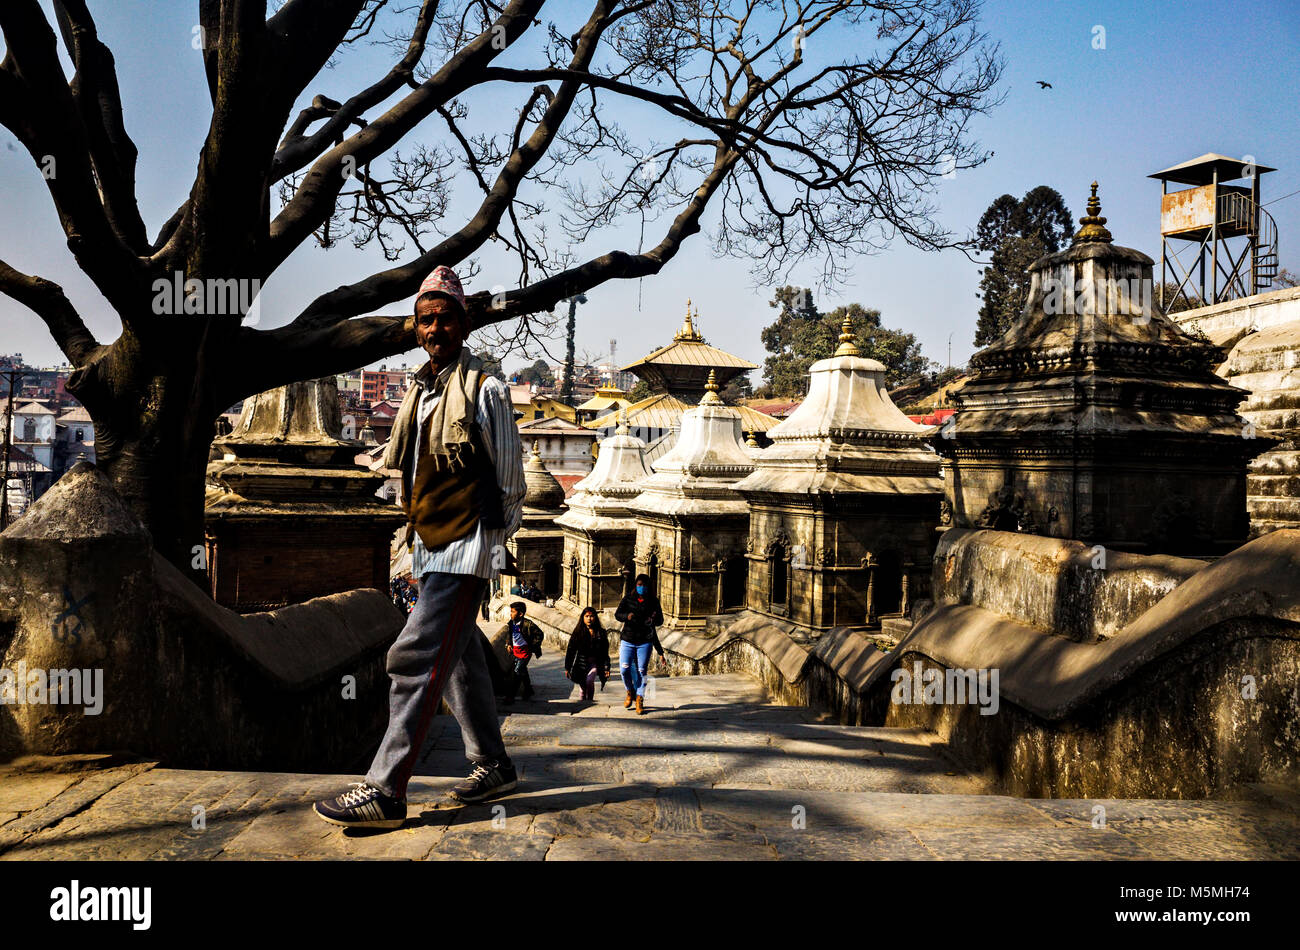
{"left": 868, "top": 527, "right": 1300, "bottom": 797}
{"left": 0, "top": 464, "right": 402, "bottom": 770}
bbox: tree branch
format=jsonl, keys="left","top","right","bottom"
{"left": 271, "top": 0, "right": 438, "bottom": 180}
{"left": 264, "top": 0, "right": 548, "bottom": 274}
{"left": 0, "top": 0, "right": 145, "bottom": 316}
{"left": 51, "top": 0, "right": 149, "bottom": 252}
{"left": 0, "top": 258, "right": 103, "bottom": 366}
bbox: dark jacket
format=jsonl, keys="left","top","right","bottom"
{"left": 566, "top": 623, "right": 610, "bottom": 680}
{"left": 615, "top": 590, "right": 665, "bottom": 652}
{"left": 501, "top": 617, "right": 544, "bottom": 658}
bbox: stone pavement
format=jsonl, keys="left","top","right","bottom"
{"left": 2, "top": 654, "right": 1297, "bottom": 860}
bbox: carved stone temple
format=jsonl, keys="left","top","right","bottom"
{"left": 555, "top": 411, "right": 652, "bottom": 612}
{"left": 205, "top": 377, "right": 404, "bottom": 611}
{"left": 734, "top": 319, "right": 943, "bottom": 630}
{"left": 626, "top": 371, "right": 755, "bottom": 628}
{"left": 502, "top": 440, "right": 566, "bottom": 599}
{"left": 935, "top": 184, "right": 1270, "bottom": 555}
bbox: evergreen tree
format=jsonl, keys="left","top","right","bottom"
{"left": 559, "top": 294, "right": 587, "bottom": 405}
{"left": 973, "top": 187, "right": 1074, "bottom": 346}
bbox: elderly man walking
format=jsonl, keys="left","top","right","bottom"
{"left": 315, "top": 265, "right": 525, "bottom": 830}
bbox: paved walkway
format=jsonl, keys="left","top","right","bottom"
{"left": 2, "top": 655, "right": 1297, "bottom": 860}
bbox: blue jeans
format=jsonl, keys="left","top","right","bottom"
{"left": 365, "top": 572, "right": 508, "bottom": 799}
{"left": 619, "top": 641, "right": 653, "bottom": 697}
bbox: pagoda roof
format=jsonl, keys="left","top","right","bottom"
{"left": 575, "top": 385, "right": 630, "bottom": 412}
{"left": 620, "top": 301, "right": 757, "bottom": 374}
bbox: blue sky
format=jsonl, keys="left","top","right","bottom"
{"left": 2, "top": 0, "right": 1298, "bottom": 378}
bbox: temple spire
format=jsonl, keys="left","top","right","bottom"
{"left": 833, "top": 315, "right": 860, "bottom": 357}
{"left": 1073, "top": 181, "right": 1113, "bottom": 244}
{"left": 700, "top": 368, "right": 724, "bottom": 406}
{"left": 674, "top": 300, "right": 704, "bottom": 342}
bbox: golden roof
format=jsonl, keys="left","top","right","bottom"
{"left": 581, "top": 391, "right": 777, "bottom": 433}
{"left": 620, "top": 301, "right": 757, "bottom": 374}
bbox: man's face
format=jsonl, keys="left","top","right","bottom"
{"left": 509, "top": 607, "right": 521, "bottom": 623}
{"left": 415, "top": 295, "right": 468, "bottom": 367}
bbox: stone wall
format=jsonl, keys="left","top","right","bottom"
{"left": 559, "top": 528, "right": 635, "bottom": 612}
{"left": 746, "top": 497, "right": 937, "bottom": 629}
{"left": 634, "top": 514, "right": 750, "bottom": 626}
{"left": 933, "top": 528, "right": 1206, "bottom": 641}
{"left": 870, "top": 527, "right": 1300, "bottom": 797}
{"left": 1175, "top": 288, "right": 1300, "bottom": 536}
{"left": 0, "top": 464, "right": 401, "bottom": 770}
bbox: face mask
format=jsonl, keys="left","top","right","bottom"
{"left": 635, "top": 584, "right": 646, "bottom": 595}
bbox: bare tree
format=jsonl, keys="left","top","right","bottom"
{"left": 0, "top": 0, "right": 1002, "bottom": 579}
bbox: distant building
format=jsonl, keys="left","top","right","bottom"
{"left": 54, "top": 406, "right": 95, "bottom": 471}
{"left": 585, "top": 303, "right": 774, "bottom": 455}
{"left": 517, "top": 419, "right": 598, "bottom": 477}
{"left": 360, "top": 366, "right": 409, "bottom": 406}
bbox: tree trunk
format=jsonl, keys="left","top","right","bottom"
{"left": 68, "top": 327, "right": 223, "bottom": 590}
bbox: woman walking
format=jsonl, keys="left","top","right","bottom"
{"left": 565, "top": 607, "right": 610, "bottom": 702}
{"left": 614, "top": 574, "right": 665, "bottom": 715}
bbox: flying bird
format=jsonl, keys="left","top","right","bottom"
{"left": 1037, "top": 81, "right": 1052, "bottom": 89}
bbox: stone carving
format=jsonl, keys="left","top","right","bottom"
{"left": 977, "top": 483, "right": 1037, "bottom": 533}
{"left": 939, "top": 498, "right": 953, "bottom": 526}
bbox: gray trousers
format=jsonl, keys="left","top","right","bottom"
{"left": 366, "top": 571, "right": 509, "bottom": 799}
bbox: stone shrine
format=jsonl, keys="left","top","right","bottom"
{"left": 503, "top": 440, "right": 566, "bottom": 599}
{"left": 205, "top": 377, "right": 404, "bottom": 611}
{"left": 555, "top": 412, "right": 652, "bottom": 611}
{"left": 936, "top": 184, "right": 1270, "bottom": 555}
{"left": 626, "top": 372, "right": 755, "bottom": 627}
{"left": 735, "top": 319, "right": 943, "bottom": 631}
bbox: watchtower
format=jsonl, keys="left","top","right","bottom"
{"left": 1149, "top": 153, "right": 1278, "bottom": 310}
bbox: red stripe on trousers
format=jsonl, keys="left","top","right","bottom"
{"left": 393, "top": 575, "right": 479, "bottom": 798}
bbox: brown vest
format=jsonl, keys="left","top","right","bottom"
{"left": 404, "top": 375, "right": 504, "bottom": 551}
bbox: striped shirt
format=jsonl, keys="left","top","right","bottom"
{"left": 408, "top": 365, "right": 525, "bottom": 580}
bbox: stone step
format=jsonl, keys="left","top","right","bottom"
{"left": 1248, "top": 474, "right": 1300, "bottom": 497}
{"left": 5, "top": 763, "right": 1295, "bottom": 861}
{"left": 1246, "top": 495, "right": 1300, "bottom": 522}
{"left": 1244, "top": 407, "right": 1300, "bottom": 432}
{"left": 1226, "top": 338, "right": 1300, "bottom": 376}
{"left": 1241, "top": 390, "right": 1300, "bottom": 413}
{"left": 1230, "top": 366, "right": 1300, "bottom": 394}
{"left": 1249, "top": 450, "right": 1300, "bottom": 475}
{"left": 1248, "top": 518, "right": 1300, "bottom": 538}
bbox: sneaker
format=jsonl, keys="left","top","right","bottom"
{"left": 313, "top": 782, "right": 406, "bottom": 830}
{"left": 449, "top": 760, "right": 518, "bottom": 803}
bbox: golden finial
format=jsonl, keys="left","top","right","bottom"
{"left": 530, "top": 439, "right": 541, "bottom": 460}
{"left": 746, "top": 430, "right": 760, "bottom": 449}
{"left": 700, "top": 368, "right": 723, "bottom": 405}
{"left": 833, "top": 315, "right": 860, "bottom": 357}
{"left": 1073, "top": 181, "right": 1113, "bottom": 244}
{"left": 674, "top": 300, "right": 704, "bottom": 342}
